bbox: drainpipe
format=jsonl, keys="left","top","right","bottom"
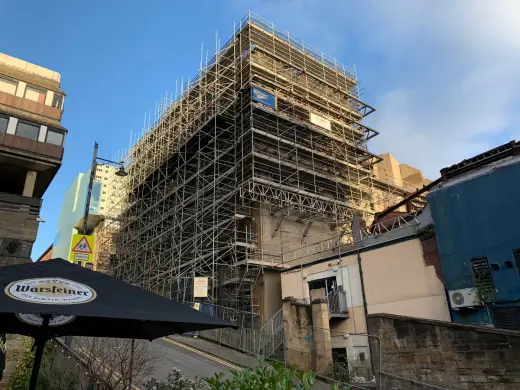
{"left": 357, "top": 250, "right": 378, "bottom": 387}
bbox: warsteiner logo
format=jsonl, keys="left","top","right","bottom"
{"left": 5, "top": 278, "right": 96, "bottom": 305}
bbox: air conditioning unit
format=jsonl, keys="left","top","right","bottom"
{"left": 448, "top": 288, "right": 481, "bottom": 310}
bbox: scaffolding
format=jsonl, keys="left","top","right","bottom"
{"left": 96, "top": 12, "right": 415, "bottom": 314}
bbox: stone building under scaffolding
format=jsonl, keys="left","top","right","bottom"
{"left": 98, "top": 13, "right": 427, "bottom": 322}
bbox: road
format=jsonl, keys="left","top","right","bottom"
{"left": 137, "top": 337, "right": 242, "bottom": 386}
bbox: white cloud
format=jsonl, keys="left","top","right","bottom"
{"left": 229, "top": 0, "right": 520, "bottom": 178}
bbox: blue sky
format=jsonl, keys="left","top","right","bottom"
{"left": 1, "top": 0, "right": 519, "bottom": 260}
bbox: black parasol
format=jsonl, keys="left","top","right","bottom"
{"left": 0, "top": 258, "right": 234, "bottom": 389}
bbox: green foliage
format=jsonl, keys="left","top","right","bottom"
{"left": 143, "top": 367, "right": 208, "bottom": 390}
{"left": 8, "top": 339, "right": 78, "bottom": 390}
{"left": 144, "top": 360, "right": 352, "bottom": 390}
{"left": 7, "top": 338, "right": 33, "bottom": 390}
{"left": 203, "top": 359, "right": 318, "bottom": 390}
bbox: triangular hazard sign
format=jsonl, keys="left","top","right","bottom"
{"left": 72, "top": 237, "right": 92, "bottom": 253}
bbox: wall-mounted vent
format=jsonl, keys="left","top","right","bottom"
{"left": 471, "top": 257, "right": 494, "bottom": 295}
{"left": 491, "top": 306, "right": 520, "bottom": 331}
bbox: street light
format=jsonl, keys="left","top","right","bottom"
{"left": 82, "top": 142, "right": 127, "bottom": 235}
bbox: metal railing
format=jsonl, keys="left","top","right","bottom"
{"left": 258, "top": 307, "right": 284, "bottom": 358}
{"left": 283, "top": 210, "right": 420, "bottom": 264}
{"left": 327, "top": 290, "right": 348, "bottom": 314}
{"left": 183, "top": 301, "right": 284, "bottom": 358}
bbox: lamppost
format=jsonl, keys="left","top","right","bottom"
{"left": 82, "top": 142, "right": 127, "bottom": 236}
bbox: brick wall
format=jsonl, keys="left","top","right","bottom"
{"left": 367, "top": 314, "right": 520, "bottom": 389}
{"left": 420, "top": 233, "right": 444, "bottom": 283}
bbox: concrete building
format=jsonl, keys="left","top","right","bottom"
{"left": 280, "top": 206, "right": 450, "bottom": 379}
{"left": 0, "top": 53, "right": 66, "bottom": 266}
{"left": 428, "top": 141, "right": 520, "bottom": 330}
{"left": 371, "top": 152, "right": 431, "bottom": 213}
{"left": 53, "top": 164, "right": 116, "bottom": 265}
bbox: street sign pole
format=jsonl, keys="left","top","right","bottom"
{"left": 83, "top": 142, "right": 98, "bottom": 236}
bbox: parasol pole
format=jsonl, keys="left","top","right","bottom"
{"left": 29, "top": 315, "right": 50, "bottom": 390}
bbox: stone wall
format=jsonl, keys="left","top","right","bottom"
{"left": 367, "top": 314, "right": 520, "bottom": 389}
{"left": 282, "top": 297, "right": 334, "bottom": 375}
{"left": 0, "top": 193, "right": 40, "bottom": 266}
{"left": 0, "top": 335, "right": 26, "bottom": 389}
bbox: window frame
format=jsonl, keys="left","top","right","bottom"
{"left": 51, "top": 93, "right": 63, "bottom": 109}
{"left": 0, "top": 75, "right": 18, "bottom": 95}
{"left": 15, "top": 120, "right": 40, "bottom": 141}
{"left": 24, "top": 84, "right": 47, "bottom": 104}
{"left": 0, "top": 114, "right": 9, "bottom": 132}
{"left": 45, "top": 128, "right": 65, "bottom": 146}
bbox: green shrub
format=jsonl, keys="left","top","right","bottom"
{"left": 144, "top": 359, "right": 352, "bottom": 390}
{"left": 143, "top": 367, "right": 208, "bottom": 390}
{"left": 8, "top": 339, "right": 78, "bottom": 390}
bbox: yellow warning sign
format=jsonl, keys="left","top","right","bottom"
{"left": 69, "top": 234, "right": 95, "bottom": 263}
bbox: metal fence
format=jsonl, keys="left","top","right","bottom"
{"left": 327, "top": 290, "right": 348, "bottom": 314}
{"left": 183, "top": 301, "right": 284, "bottom": 358}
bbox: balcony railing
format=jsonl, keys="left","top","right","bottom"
{"left": 0, "top": 132, "right": 63, "bottom": 161}
{"left": 0, "top": 90, "right": 62, "bottom": 121}
{"left": 327, "top": 289, "right": 348, "bottom": 314}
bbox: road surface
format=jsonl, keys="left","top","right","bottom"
{"left": 137, "top": 337, "right": 242, "bottom": 386}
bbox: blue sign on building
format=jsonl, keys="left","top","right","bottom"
{"left": 252, "top": 87, "right": 276, "bottom": 109}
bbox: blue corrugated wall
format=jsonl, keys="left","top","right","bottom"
{"left": 428, "top": 160, "right": 520, "bottom": 325}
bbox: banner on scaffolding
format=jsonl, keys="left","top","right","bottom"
{"left": 193, "top": 277, "right": 209, "bottom": 298}
{"left": 309, "top": 112, "right": 331, "bottom": 130}
{"left": 252, "top": 87, "right": 276, "bottom": 109}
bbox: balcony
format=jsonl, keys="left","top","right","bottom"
{"left": 0, "top": 90, "right": 62, "bottom": 121}
{"left": 327, "top": 289, "right": 349, "bottom": 319}
{"left": 0, "top": 132, "right": 63, "bottom": 161}
{"left": 302, "top": 287, "right": 349, "bottom": 320}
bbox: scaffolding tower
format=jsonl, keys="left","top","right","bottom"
{"left": 98, "top": 12, "right": 386, "bottom": 314}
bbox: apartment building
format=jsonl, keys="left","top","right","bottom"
{"left": 52, "top": 164, "right": 117, "bottom": 266}
{"left": 0, "top": 53, "right": 66, "bottom": 266}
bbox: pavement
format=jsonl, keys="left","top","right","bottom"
{"left": 66, "top": 334, "right": 352, "bottom": 389}
{"left": 158, "top": 335, "right": 335, "bottom": 390}
{"left": 169, "top": 334, "right": 260, "bottom": 369}
{"left": 136, "top": 336, "right": 249, "bottom": 386}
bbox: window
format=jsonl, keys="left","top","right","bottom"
{"left": 0, "top": 116, "right": 8, "bottom": 132}
{"left": 45, "top": 129, "right": 64, "bottom": 146}
{"left": 16, "top": 121, "right": 39, "bottom": 140}
{"left": 0, "top": 76, "right": 17, "bottom": 95}
{"left": 471, "top": 257, "right": 494, "bottom": 295}
{"left": 25, "top": 85, "right": 46, "bottom": 104}
{"left": 51, "top": 93, "right": 63, "bottom": 109}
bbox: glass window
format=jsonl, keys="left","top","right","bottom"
{"left": 0, "top": 116, "right": 8, "bottom": 132}
{"left": 45, "top": 129, "right": 64, "bottom": 146}
{"left": 25, "top": 86, "right": 46, "bottom": 104}
{"left": 0, "top": 76, "right": 17, "bottom": 95}
{"left": 52, "top": 94, "right": 63, "bottom": 109}
{"left": 16, "top": 121, "right": 39, "bottom": 140}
